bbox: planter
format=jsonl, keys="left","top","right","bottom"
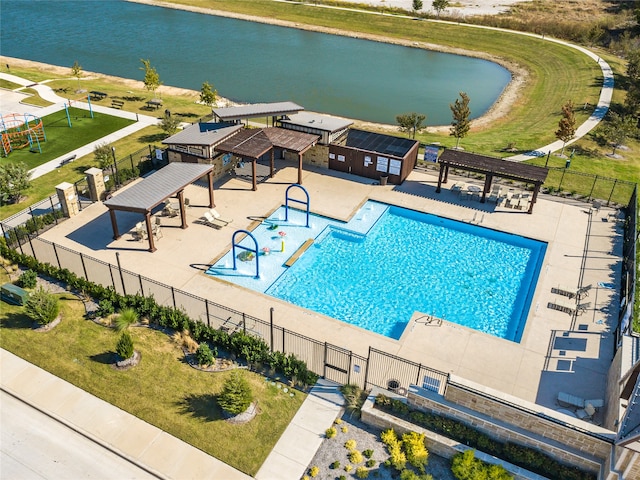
{"left": 380, "top": 175, "right": 388, "bottom": 186}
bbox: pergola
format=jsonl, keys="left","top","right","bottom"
{"left": 435, "top": 150, "right": 549, "bottom": 214}
{"left": 103, "top": 163, "right": 215, "bottom": 252}
{"left": 215, "top": 127, "right": 319, "bottom": 191}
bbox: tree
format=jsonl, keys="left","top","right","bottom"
{"left": 450, "top": 92, "right": 471, "bottom": 149}
{"left": 624, "top": 48, "right": 640, "bottom": 116}
{"left": 200, "top": 81, "right": 218, "bottom": 110}
{"left": 71, "top": 60, "right": 83, "bottom": 90}
{"left": 25, "top": 286, "right": 60, "bottom": 325}
{"left": 396, "top": 112, "right": 426, "bottom": 139}
{"left": 217, "top": 370, "right": 253, "bottom": 415}
{"left": 114, "top": 307, "right": 138, "bottom": 332}
{"left": 94, "top": 142, "right": 114, "bottom": 170}
{"left": 140, "top": 58, "right": 162, "bottom": 95}
{"left": 412, "top": 0, "right": 423, "bottom": 14}
{"left": 603, "top": 112, "right": 637, "bottom": 156}
{"left": 0, "top": 162, "right": 31, "bottom": 205}
{"left": 160, "top": 112, "right": 181, "bottom": 137}
{"left": 555, "top": 100, "right": 576, "bottom": 156}
{"left": 432, "top": 0, "right": 449, "bottom": 18}
{"left": 116, "top": 331, "right": 135, "bottom": 360}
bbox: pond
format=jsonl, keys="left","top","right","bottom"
{"left": 1, "top": 0, "right": 511, "bottom": 125}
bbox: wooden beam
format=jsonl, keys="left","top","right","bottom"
{"left": 298, "top": 153, "right": 303, "bottom": 185}
{"left": 207, "top": 171, "right": 215, "bottom": 208}
{"left": 145, "top": 213, "right": 156, "bottom": 252}
{"left": 177, "top": 190, "right": 187, "bottom": 229}
{"left": 252, "top": 159, "right": 257, "bottom": 191}
{"left": 109, "top": 209, "right": 120, "bottom": 239}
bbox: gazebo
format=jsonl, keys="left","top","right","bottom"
{"left": 435, "top": 150, "right": 549, "bottom": 214}
{"left": 103, "top": 163, "right": 215, "bottom": 252}
{"left": 214, "top": 127, "right": 319, "bottom": 191}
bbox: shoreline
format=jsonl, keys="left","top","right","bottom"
{"left": 125, "top": 0, "right": 526, "bottom": 133}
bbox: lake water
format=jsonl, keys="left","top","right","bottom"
{"left": 1, "top": 0, "right": 511, "bottom": 125}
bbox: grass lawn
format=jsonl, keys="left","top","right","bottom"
{"left": 0, "top": 277, "right": 305, "bottom": 476}
{"left": 4, "top": 107, "right": 134, "bottom": 170}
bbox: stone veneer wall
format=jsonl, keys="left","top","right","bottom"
{"left": 403, "top": 383, "right": 613, "bottom": 475}
{"left": 302, "top": 144, "right": 329, "bottom": 168}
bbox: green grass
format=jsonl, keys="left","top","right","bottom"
{"left": 4, "top": 107, "right": 134, "bottom": 170}
{"left": 0, "top": 283, "right": 305, "bottom": 476}
{"left": 19, "top": 88, "right": 53, "bottom": 107}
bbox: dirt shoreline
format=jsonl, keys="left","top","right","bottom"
{"left": 3, "top": 0, "right": 527, "bottom": 132}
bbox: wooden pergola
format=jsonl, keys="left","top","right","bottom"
{"left": 103, "top": 163, "right": 215, "bottom": 252}
{"left": 215, "top": 127, "right": 319, "bottom": 191}
{"left": 435, "top": 150, "right": 549, "bottom": 214}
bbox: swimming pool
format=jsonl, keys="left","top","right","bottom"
{"left": 206, "top": 201, "right": 546, "bottom": 341}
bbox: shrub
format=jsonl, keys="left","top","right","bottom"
{"left": 331, "top": 461, "right": 341, "bottom": 469}
{"left": 366, "top": 459, "right": 376, "bottom": 468}
{"left": 363, "top": 449, "right": 374, "bottom": 459}
{"left": 116, "top": 331, "right": 134, "bottom": 359}
{"left": 115, "top": 307, "right": 138, "bottom": 331}
{"left": 308, "top": 465, "right": 319, "bottom": 478}
{"left": 400, "top": 470, "right": 433, "bottom": 480}
{"left": 345, "top": 439, "right": 357, "bottom": 450}
{"left": 195, "top": 343, "right": 216, "bottom": 366}
{"left": 341, "top": 425, "right": 349, "bottom": 433}
{"left": 326, "top": 427, "right": 337, "bottom": 439}
{"left": 451, "top": 450, "right": 513, "bottom": 480}
{"left": 344, "top": 465, "right": 352, "bottom": 473}
{"left": 17, "top": 269, "right": 37, "bottom": 288}
{"left": 25, "top": 286, "right": 59, "bottom": 325}
{"left": 402, "top": 431, "right": 428, "bottom": 472}
{"left": 97, "top": 298, "right": 115, "bottom": 318}
{"left": 217, "top": 370, "right": 253, "bottom": 415}
{"left": 381, "top": 429, "right": 406, "bottom": 471}
{"left": 349, "top": 450, "right": 364, "bottom": 464}
{"left": 355, "top": 466, "right": 369, "bottom": 478}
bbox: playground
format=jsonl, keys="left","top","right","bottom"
{"left": 1, "top": 112, "right": 46, "bottom": 157}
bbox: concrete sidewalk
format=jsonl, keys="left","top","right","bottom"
{"left": 1, "top": 349, "right": 344, "bottom": 480}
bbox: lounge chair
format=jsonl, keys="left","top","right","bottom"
{"left": 557, "top": 391, "right": 585, "bottom": 409}
{"left": 209, "top": 208, "right": 233, "bottom": 225}
{"left": 547, "top": 299, "right": 578, "bottom": 315}
{"left": 575, "top": 284, "right": 592, "bottom": 299}
{"left": 576, "top": 403, "right": 596, "bottom": 421}
{"left": 200, "top": 211, "right": 227, "bottom": 229}
{"left": 576, "top": 302, "right": 591, "bottom": 315}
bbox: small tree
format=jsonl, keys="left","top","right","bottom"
{"left": 0, "top": 162, "right": 31, "bottom": 205}
{"left": 115, "top": 307, "right": 138, "bottom": 332}
{"left": 71, "top": 60, "right": 83, "bottom": 90}
{"left": 94, "top": 142, "right": 114, "bottom": 170}
{"left": 25, "top": 286, "right": 60, "bottom": 325}
{"left": 160, "top": 112, "right": 181, "bottom": 137}
{"left": 396, "top": 112, "right": 426, "bottom": 139}
{"left": 450, "top": 92, "right": 471, "bottom": 149}
{"left": 412, "top": 0, "right": 423, "bottom": 14}
{"left": 218, "top": 370, "right": 253, "bottom": 415}
{"left": 140, "top": 58, "right": 162, "bottom": 96}
{"left": 603, "top": 112, "right": 637, "bottom": 156}
{"left": 432, "top": 0, "right": 449, "bottom": 18}
{"left": 17, "top": 269, "right": 38, "bottom": 289}
{"left": 555, "top": 100, "right": 576, "bottom": 156}
{"left": 116, "top": 331, "right": 135, "bottom": 360}
{"left": 195, "top": 343, "right": 216, "bottom": 366}
{"left": 200, "top": 81, "right": 218, "bottom": 110}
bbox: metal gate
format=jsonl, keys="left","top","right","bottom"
{"left": 323, "top": 343, "right": 352, "bottom": 385}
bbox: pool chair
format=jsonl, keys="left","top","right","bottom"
{"left": 576, "top": 302, "right": 591, "bottom": 315}
{"left": 200, "top": 211, "right": 227, "bottom": 229}
{"left": 575, "top": 284, "right": 592, "bottom": 300}
{"left": 209, "top": 208, "right": 233, "bottom": 225}
{"left": 547, "top": 299, "right": 578, "bottom": 315}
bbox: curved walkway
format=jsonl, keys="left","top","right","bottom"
{"left": 0, "top": 72, "right": 160, "bottom": 179}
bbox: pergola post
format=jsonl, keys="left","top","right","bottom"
{"left": 207, "top": 171, "right": 215, "bottom": 208}
{"left": 109, "top": 209, "right": 120, "bottom": 239}
{"left": 177, "top": 190, "right": 187, "bottom": 229}
{"left": 270, "top": 150, "right": 275, "bottom": 178}
{"left": 435, "top": 163, "right": 445, "bottom": 193}
{"left": 145, "top": 212, "right": 156, "bottom": 252}
{"left": 297, "top": 153, "right": 303, "bottom": 184}
{"left": 252, "top": 160, "right": 257, "bottom": 191}
{"left": 529, "top": 183, "right": 541, "bottom": 214}
{"left": 481, "top": 174, "right": 493, "bottom": 203}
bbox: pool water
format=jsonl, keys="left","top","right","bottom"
{"left": 206, "top": 201, "right": 546, "bottom": 341}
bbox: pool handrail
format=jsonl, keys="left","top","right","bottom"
{"left": 285, "top": 183, "right": 310, "bottom": 228}
{"left": 231, "top": 229, "right": 259, "bottom": 278}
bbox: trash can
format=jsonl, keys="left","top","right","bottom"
{"left": 380, "top": 175, "right": 388, "bottom": 186}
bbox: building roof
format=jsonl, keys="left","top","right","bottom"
{"left": 337, "top": 129, "right": 418, "bottom": 158}
{"left": 162, "top": 122, "right": 242, "bottom": 147}
{"left": 215, "top": 127, "right": 319, "bottom": 159}
{"left": 438, "top": 149, "right": 549, "bottom": 184}
{"left": 213, "top": 101, "right": 304, "bottom": 122}
{"left": 279, "top": 112, "right": 353, "bottom": 133}
{"left": 104, "top": 163, "right": 214, "bottom": 213}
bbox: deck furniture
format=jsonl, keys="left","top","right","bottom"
{"left": 551, "top": 284, "right": 592, "bottom": 300}
{"left": 200, "top": 212, "right": 227, "bottom": 229}
{"left": 89, "top": 90, "right": 107, "bottom": 100}
{"left": 557, "top": 391, "right": 585, "bottom": 409}
{"left": 209, "top": 208, "right": 233, "bottom": 225}
{"left": 576, "top": 403, "right": 597, "bottom": 421}
{"left": 111, "top": 99, "right": 124, "bottom": 109}
{"left": 547, "top": 299, "right": 578, "bottom": 315}
{"left": 146, "top": 98, "right": 163, "bottom": 110}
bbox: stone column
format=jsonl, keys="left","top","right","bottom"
{"left": 84, "top": 167, "right": 105, "bottom": 201}
{"left": 56, "top": 182, "right": 79, "bottom": 217}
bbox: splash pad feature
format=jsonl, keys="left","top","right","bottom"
{"left": 1, "top": 113, "right": 46, "bottom": 156}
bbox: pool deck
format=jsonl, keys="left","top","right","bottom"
{"left": 38, "top": 163, "right": 622, "bottom": 415}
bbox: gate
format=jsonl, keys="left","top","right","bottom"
{"left": 73, "top": 178, "right": 93, "bottom": 210}
{"left": 323, "top": 343, "right": 352, "bottom": 385}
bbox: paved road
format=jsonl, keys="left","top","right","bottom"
{"left": 1, "top": 390, "right": 159, "bottom": 480}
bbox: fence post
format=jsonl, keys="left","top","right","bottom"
{"left": 130, "top": 154, "right": 135, "bottom": 170}
{"left": 109, "top": 264, "right": 116, "bottom": 290}
{"left": 282, "top": 326, "right": 285, "bottom": 353}
{"left": 139, "top": 274, "right": 144, "bottom": 295}
{"left": 27, "top": 233, "right": 35, "bottom": 260}
{"left": 607, "top": 179, "right": 617, "bottom": 206}
{"left": 52, "top": 243, "right": 61, "bottom": 268}
{"left": 558, "top": 169, "right": 566, "bottom": 192}
{"left": 205, "top": 300, "right": 210, "bottom": 327}
{"left": 323, "top": 342, "right": 328, "bottom": 379}
{"left": 115, "top": 252, "right": 126, "bottom": 296}
{"left": 269, "top": 307, "right": 274, "bottom": 352}
{"left": 588, "top": 175, "right": 598, "bottom": 200}
{"left": 74, "top": 183, "right": 83, "bottom": 212}
{"left": 364, "top": 346, "right": 372, "bottom": 390}
{"left": 149, "top": 144, "right": 153, "bottom": 158}
{"left": 348, "top": 350, "right": 353, "bottom": 385}
{"left": 50, "top": 195, "right": 58, "bottom": 224}
{"left": 242, "top": 313, "right": 246, "bottom": 334}
{"left": 28, "top": 206, "right": 34, "bottom": 231}
{"left": 416, "top": 364, "right": 422, "bottom": 386}
{"left": 79, "top": 252, "right": 88, "bottom": 280}
{"left": 171, "top": 286, "right": 176, "bottom": 308}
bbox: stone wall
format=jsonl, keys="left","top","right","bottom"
{"left": 303, "top": 144, "right": 329, "bottom": 168}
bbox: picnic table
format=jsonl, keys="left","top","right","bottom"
{"left": 89, "top": 90, "right": 107, "bottom": 100}
{"left": 146, "top": 98, "right": 163, "bottom": 110}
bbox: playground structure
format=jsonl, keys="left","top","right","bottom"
{"left": 1, "top": 112, "right": 46, "bottom": 156}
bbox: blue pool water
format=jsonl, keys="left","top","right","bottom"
{"left": 206, "top": 202, "right": 546, "bottom": 341}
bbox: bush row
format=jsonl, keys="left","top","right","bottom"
{"left": 6, "top": 209, "right": 65, "bottom": 246}
{"left": 374, "top": 395, "right": 595, "bottom": 480}
{"left": 0, "top": 239, "right": 319, "bottom": 388}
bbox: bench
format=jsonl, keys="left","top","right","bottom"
{"left": 146, "top": 98, "right": 163, "bottom": 110}
{"left": 89, "top": 90, "right": 107, "bottom": 100}
{"left": 111, "top": 99, "right": 125, "bottom": 109}
{"left": 59, "top": 154, "right": 76, "bottom": 167}
{"left": 284, "top": 239, "right": 314, "bottom": 267}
